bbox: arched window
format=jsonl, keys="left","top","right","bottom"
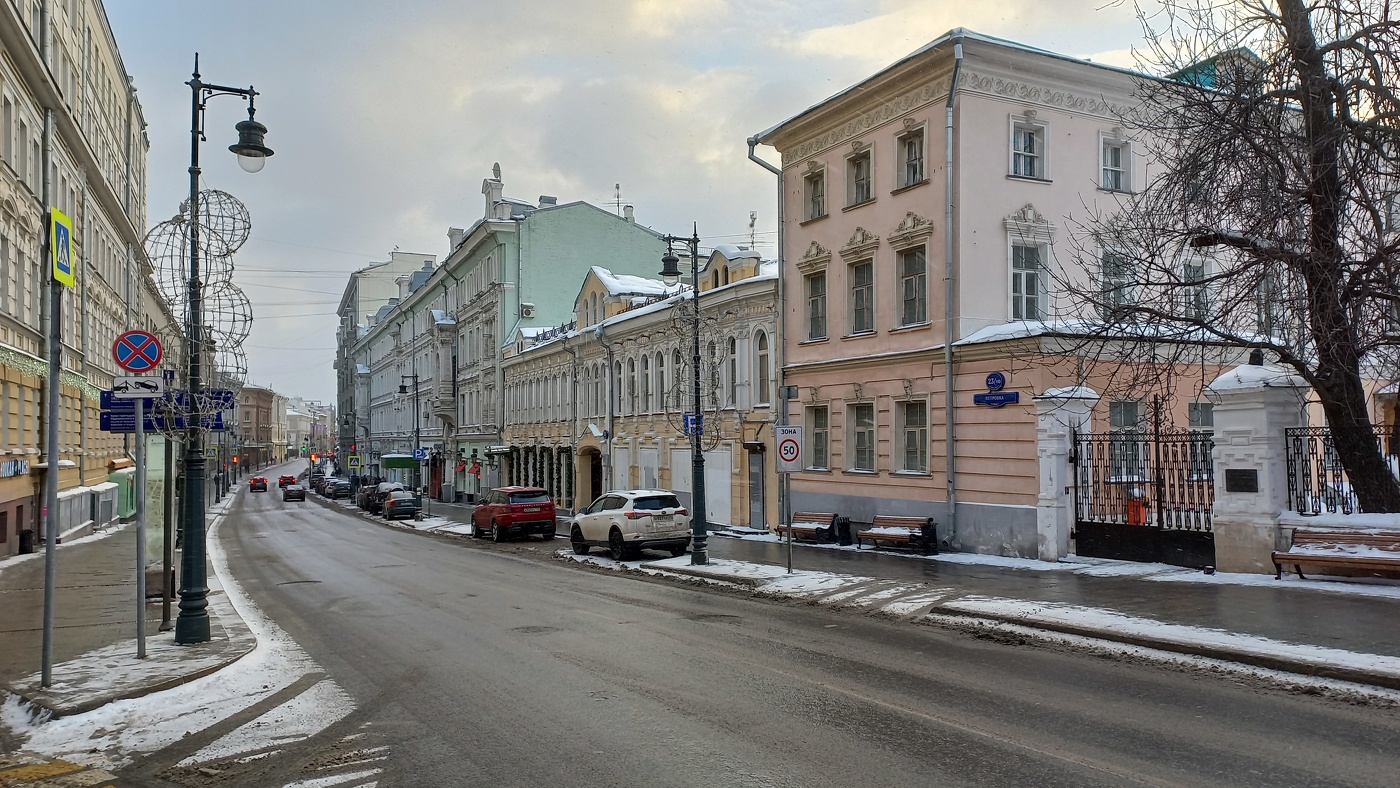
{"left": 755, "top": 331, "right": 771, "bottom": 406}
{"left": 727, "top": 336, "right": 738, "bottom": 406}
{"left": 590, "top": 293, "right": 598, "bottom": 325}
{"left": 614, "top": 361, "right": 623, "bottom": 414}
{"left": 641, "top": 355, "right": 651, "bottom": 413}
{"left": 655, "top": 352, "right": 665, "bottom": 412}
{"left": 627, "top": 358, "right": 638, "bottom": 415}
{"left": 706, "top": 341, "right": 717, "bottom": 409}
{"left": 583, "top": 367, "right": 592, "bottom": 417}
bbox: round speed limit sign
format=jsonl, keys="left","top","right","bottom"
{"left": 775, "top": 425, "right": 803, "bottom": 473}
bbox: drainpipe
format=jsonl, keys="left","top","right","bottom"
{"left": 943, "top": 40, "right": 964, "bottom": 544}
{"left": 748, "top": 137, "right": 784, "bottom": 532}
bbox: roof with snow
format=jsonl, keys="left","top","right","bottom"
{"left": 431, "top": 309, "right": 455, "bottom": 326}
{"left": 588, "top": 266, "right": 680, "bottom": 298}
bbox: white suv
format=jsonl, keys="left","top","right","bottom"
{"left": 570, "top": 490, "right": 691, "bottom": 560}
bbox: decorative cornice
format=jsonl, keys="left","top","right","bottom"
{"left": 961, "top": 70, "right": 1133, "bottom": 119}
{"left": 839, "top": 227, "right": 880, "bottom": 261}
{"left": 1004, "top": 203, "right": 1057, "bottom": 241}
{"left": 887, "top": 212, "right": 934, "bottom": 248}
{"left": 783, "top": 77, "right": 951, "bottom": 166}
{"left": 795, "top": 241, "right": 831, "bottom": 275}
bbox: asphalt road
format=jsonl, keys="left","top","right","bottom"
{"left": 144, "top": 484, "right": 1400, "bottom": 787}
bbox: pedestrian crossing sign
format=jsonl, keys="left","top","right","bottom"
{"left": 347, "top": 454, "right": 361, "bottom": 469}
{"left": 204, "top": 446, "right": 218, "bottom": 459}
{"left": 50, "top": 207, "right": 75, "bottom": 288}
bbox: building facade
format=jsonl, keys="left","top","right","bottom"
{"left": 754, "top": 30, "right": 1246, "bottom": 557}
{"left": 500, "top": 246, "right": 780, "bottom": 526}
{"left": 348, "top": 167, "right": 668, "bottom": 499}
{"left": 1, "top": 0, "right": 155, "bottom": 554}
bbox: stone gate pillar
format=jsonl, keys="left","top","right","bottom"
{"left": 1035, "top": 386, "right": 1099, "bottom": 562}
{"left": 1205, "top": 362, "right": 1310, "bottom": 573}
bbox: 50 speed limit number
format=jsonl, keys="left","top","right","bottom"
{"left": 775, "top": 425, "right": 804, "bottom": 473}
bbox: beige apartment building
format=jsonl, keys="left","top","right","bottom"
{"left": 1, "top": 0, "right": 158, "bottom": 554}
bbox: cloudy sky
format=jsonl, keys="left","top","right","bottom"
{"left": 106, "top": 0, "right": 1148, "bottom": 404}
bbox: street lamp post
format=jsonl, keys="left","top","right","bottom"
{"left": 176, "top": 55, "right": 273, "bottom": 645}
{"left": 399, "top": 375, "right": 421, "bottom": 493}
{"left": 659, "top": 227, "right": 708, "bottom": 565}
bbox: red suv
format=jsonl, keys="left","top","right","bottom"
{"left": 472, "top": 487, "right": 556, "bottom": 542}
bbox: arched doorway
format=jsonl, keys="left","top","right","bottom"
{"left": 578, "top": 447, "right": 603, "bottom": 507}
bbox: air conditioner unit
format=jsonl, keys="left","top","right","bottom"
{"left": 520, "top": 303, "right": 536, "bottom": 319}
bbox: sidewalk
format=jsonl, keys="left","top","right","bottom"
{"left": 0, "top": 490, "right": 255, "bottom": 718}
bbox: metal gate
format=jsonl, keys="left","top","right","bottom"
{"left": 1071, "top": 423, "right": 1215, "bottom": 568}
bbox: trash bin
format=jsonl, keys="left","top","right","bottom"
{"left": 834, "top": 517, "right": 853, "bottom": 546}
{"left": 18, "top": 529, "right": 35, "bottom": 554}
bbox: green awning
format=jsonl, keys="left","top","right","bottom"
{"left": 380, "top": 453, "right": 419, "bottom": 469}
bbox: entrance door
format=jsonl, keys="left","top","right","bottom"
{"left": 590, "top": 451, "right": 603, "bottom": 502}
{"left": 747, "top": 449, "right": 765, "bottom": 527}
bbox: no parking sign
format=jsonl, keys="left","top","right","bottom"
{"left": 775, "top": 425, "right": 803, "bottom": 474}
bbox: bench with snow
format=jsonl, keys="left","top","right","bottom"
{"left": 856, "top": 516, "right": 938, "bottom": 555}
{"left": 1272, "top": 529, "right": 1400, "bottom": 579}
{"left": 774, "top": 512, "right": 842, "bottom": 542}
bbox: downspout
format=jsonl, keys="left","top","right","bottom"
{"left": 943, "top": 41, "right": 964, "bottom": 544}
{"left": 594, "top": 323, "right": 614, "bottom": 492}
{"left": 747, "top": 137, "right": 784, "bottom": 532}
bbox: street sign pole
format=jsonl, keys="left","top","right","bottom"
{"left": 774, "top": 425, "right": 804, "bottom": 574}
{"left": 41, "top": 203, "right": 73, "bottom": 687}
{"left": 135, "top": 398, "right": 147, "bottom": 659}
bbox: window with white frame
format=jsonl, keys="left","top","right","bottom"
{"left": 1101, "top": 136, "right": 1129, "bottom": 191}
{"left": 849, "top": 403, "right": 875, "bottom": 471}
{"left": 1188, "top": 402, "right": 1215, "bottom": 432}
{"left": 641, "top": 355, "right": 651, "bottom": 412}
{"left": 1110, "top": 400, "right": 1143, "bottom": 431}
{"left": 1257, "top": 266, "right": 1283, "bottom": 335}
{"left": 850, "top": 261, "right": 874, "bottom": 334}
{"left": 898, "top": 247, "right": 927, "bottom": 326}
{"left": 808, "top": 406, "right": 829, "bottom": 470}
{"left": 755, "top": 331, "right": 771, "bottom": 406}
{"left": 655, "top": 352, "right": 665, "bottom": 412}
{"left": 1100, "top": 250, "right": 1134, "bottom": 318}
{"left": 1108, "top": 399, "right": 1145, "bottom": 477}
{"left": 847, "top": 149, "right": 873, "bottom": 206}
{"left": 1010, "top": 116, "right": 1046, "bottom": 179}
{"left": 897, "top": 126, "right": 925, "bottom": 188}
{"left": 726, "top": 337, "right": 737, "bottom": 406}
{"left": 804, "top": 169, "right": 826, "bottom": 221}
{"left": 806, "top": 272, "right": 827, "bottom": 340}
{"left": 1183, "top": 258, "right": 1207, "bottom": 321}
{"left": 1011, "top": 244, "right": 1045, "bottom": 320}
{"left": 900, "top": 400, "right": 928, "bottom": 472}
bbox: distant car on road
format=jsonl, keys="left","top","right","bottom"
{"left": 326, "top": 479, "right": 352, "bottom": 499}
{"left": 249, "top": 476, "right": 268, "bottom": 492}
{"left": 570, "top": 490, "right": 690, "bottom": 560}
{"left": 283, "top": 484, "right": 306, "bottom": 502}
{"left": 278, "top": 475, "right": 297, "bottom": 489}
{"left": 472, "top": 486, "right": 556, "bottom": 542}
{"left": 382, "top": 490, "right": 421, "bottom": 520}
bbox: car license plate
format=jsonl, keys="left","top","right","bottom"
{"left": 653, "top": 515, "right": 672, "bottom": 525}
{"left": 524, "top": 506, "right": 541, "bottom": 513}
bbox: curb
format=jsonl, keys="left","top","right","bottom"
{"left": 653, "top": 563, "right": 769, "bottom": 588}
{"left": 934, "top": 608, "right": 1400, "bottom": 692}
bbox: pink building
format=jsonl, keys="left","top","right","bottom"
{"left": 754, "top": 30, "right": 1230, "bottom": 557}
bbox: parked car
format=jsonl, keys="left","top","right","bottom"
{"left": 382, "top": 490, "right": 421, "bottom": 520}
{"left": 570, "top": 490, "right": 690, "bottom": 560}
{"left": 471, "top": 486, "right": 556, "bottom": 542}
{"left": 367, "top": 482, "right": 403, "bottom": 515}
{"left": 283, "top": 484, "right": 306, "bottom": 502}
{"left": 326, "top": 479, "right": 352, "bottom": 499}
{"left": 278, "top": 475, "right": 297, "bottom": 489}
{"left": 249, "top": 476, "right": 268, "bottom": 492}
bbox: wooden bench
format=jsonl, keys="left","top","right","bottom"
{"left": 856, "top": 516, "right": 938, "bottom": 555}
{"left": 774, "top": 512, "right": 842, "bottom": 542}
{"left": 1272, "top": 529, "right": 1400, "bottom": 579}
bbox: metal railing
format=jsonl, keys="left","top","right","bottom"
{"left": 1073, "top": 428, "right": 1215, "bottom": 532}
{"left": 1284, "top": 426, "right": 1398, "bottom": 515}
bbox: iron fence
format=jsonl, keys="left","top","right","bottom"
{"left": 1073, "top": 428, "right": 1215, "bottom": 532}
{"left": 1284, "top": 426, "right": 1398, "bottom": 515}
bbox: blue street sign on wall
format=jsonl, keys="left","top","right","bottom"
{"left": 973, "top": 391, "right": 1021, "bottom": 408}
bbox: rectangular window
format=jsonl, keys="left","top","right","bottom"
{"left": 1257, "top": 268, "right": 1282, "bottom": 334}
{"left": 2, "top": 97, "right": 11, "bottom": 163}
{"left": 1108, "top": 399, "right": 1144, "bottom": 477}
{"left": 1110, "top": 400, "right": 1142, "bottom": 431}
{"left": 1102, "top": 140, "right": 1128, "bottom": 191}
{"left": 897, "top": 128, "right": 925, "bottom": 188}
{"left": 1183, "top": 259, "right": 1207, "bottom": 321}
{"left": 1188, "top": 402, "right": 1215, "bottom": 432}
{"left": 900, "top": 401, "right": 927, "bottom": 472}
{"left": 850, "top": 403, "right": 875, "bottom": 471}
{"left": 847, "top": 151, "right": 872, "bottom": 205}
{"left": 803, "top": 170, "right": 825, "bottom": 220}
{"left": 850, "top": 261, "right": 874, "bottom": 334}
{"left": 808, "top": 406, "right": 829, "bottom": 470}
{"left": 1012, "top": 122, "right": 1043, "bottom": 178}
{"left": 1100, "top": 251, "right": 1133, "bottom": 318}
{"left": 805, "top": 272, "right": 827, "bottom": 340}
{"left": 1011, "top": 244, "right": 1044, "bottom": 320}
{"left": 898, "top": 248, "right": 927, "bottom": 326}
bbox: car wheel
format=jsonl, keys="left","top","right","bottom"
{"left": 609, "top": 529, "right": 630, "bottom": 561}
{"left": 491, "top": 521, "right": 504, "bottom": 543}
{"left": 571, "top": 526, "right": 588, "bottom": 555}
{"left": 668, "top": 546, "right": 687, "bottom": 558}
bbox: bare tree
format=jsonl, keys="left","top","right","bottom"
{"left": 1054, "top": 0, "right": 1400, "bottom": 511}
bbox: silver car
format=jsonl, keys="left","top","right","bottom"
{"left": 570, "top": 489, "right": 690, "bottom": 560}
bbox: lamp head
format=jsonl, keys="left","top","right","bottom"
{"left": 398, "top": 384, "right": 408, "bottom": 394}
{"left": 229, "top": 107, "right": 273, "bottom": 173}
{"left": 659, "top": 249, "right": 681, "bottom": 286}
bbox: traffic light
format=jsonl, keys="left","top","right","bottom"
{"left": 311, "top": 453, "right": 319, "bottom": 462}
{"left": 350, "top": 443, "right": 356, "bottom": 451}
{"left": 232, "top": 456, "right": 239, "bottom": 464}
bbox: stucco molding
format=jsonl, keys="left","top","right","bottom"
{"left": 887, "top": 212, "right": 934, "bottom": 249}
{"left": 795, "top": 241, "right": 831, "bottom": 275}
{"left": 838, "top": 227, "right": 881, "bottom": 261}
{"left": 1004, "top": 203, "right": 1057, "bottom": 243}
{"left": 783, "top": 77, "right": 952, "bottom": 166}
{"left": 960, "top": 70, "right": 1134, "bottom": 119}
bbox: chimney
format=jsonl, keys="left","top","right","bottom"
{"left": 623, "top": 205, "right": 634, "bottom": 223}
{"left": 538, "top": 195, "right": 557, "bottom": 208}
{"left": 447, "top": 227, "right": 465, "bottom": 248}
{"left": 396, "top": 275, "right": 410, "bottom": 300}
